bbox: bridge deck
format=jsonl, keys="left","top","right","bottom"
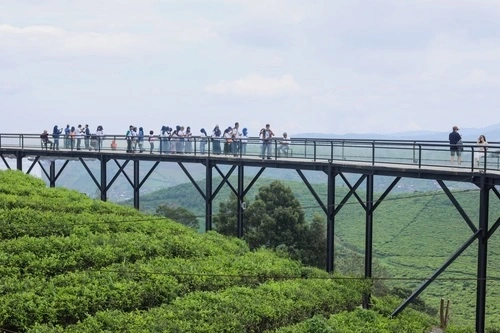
{"left": 1, "top": 144, "right": 499, "bottom": 185}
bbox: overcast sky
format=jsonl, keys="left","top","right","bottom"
{"left": 1, "top": 0, "right": 500, "bottom": 136}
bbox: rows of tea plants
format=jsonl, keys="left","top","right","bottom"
{"left": 0, "top": 170, "right": 437, "bottom": 332}
{"left": 271, "top": 295, "right": 436, "bottom": 332}
{"left": 0, "top": 229, "right": 251, "bottom": 278}
{"left": 30, "top": 277, "right": 371, "bottom": 332}
{"left": 0, "top": 250, "right": 323, "bottom": 330}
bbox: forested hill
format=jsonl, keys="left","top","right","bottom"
{"left": 0, "top": 170, "right": 437, "bottom": 332}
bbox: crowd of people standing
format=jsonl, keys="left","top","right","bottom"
{"left": 42, "top": 122, "right": 291, "bottom": 159}
{"left": 41, "top": 124, "right": 104, "bottom": 151}
{"left": 40, "top": 123, "right": 491, "bottom": 166}
{"left": 150, "top": 122, "right": 290, "bottom": 159}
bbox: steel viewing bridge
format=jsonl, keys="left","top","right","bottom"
{"left": 1, "top": 133, "right": 500, "bottom": 332}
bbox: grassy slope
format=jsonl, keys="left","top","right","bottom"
{"left": 0, "top": 170, "right": 435, "bottom": 332}
{"left": 129, "top": 175, "right": 500, "bottom": 327}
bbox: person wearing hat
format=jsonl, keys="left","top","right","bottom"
{"left": 449, "top": 125, "right": 462, "bottom": 165}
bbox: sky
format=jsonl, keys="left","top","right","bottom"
{"left": 1, "top": 0, "right": 500, "bottom": 137}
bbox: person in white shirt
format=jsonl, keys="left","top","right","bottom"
{"left": 231, "top": 122, "right": 241, "bottom": 156}
{"left": 185, "top": 126, "right": 192, "bottom": 153}
{"left": 148, "top": 130, "right": 156, "bottom": 154}
{"left": 76, "top": 124, "right": 84, "bottom": 150}
{"left": 130, "top": 127, "right": 138, "bottom": 152}
{"left": 223, "top": 127, "right": 232, "bottom": 155}
{"left": 261, "top": 123, "right": 274, "bottom": 159}
{"left": 475, "top": 135, "right": 488, "bottom": 167}
{"left": 279, "top": 132, "right": 291, "bottom": 157}
{"left": 170, "top": 128, "right": 178, "bottom": 154}
{"left": 95, "top": 125, "right": 104, "bottom": 149}
{"left": 177, "top": 126, "right": 185, "bottom": 153}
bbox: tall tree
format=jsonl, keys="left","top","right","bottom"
{"left": 215, "top": 180, "right": 310, "bottom": 262}
{"left": 244, "top": 181, "right": 308, "bottom": 251}
{"left": 299, "top": 213, "right": 327, "bottom": 268}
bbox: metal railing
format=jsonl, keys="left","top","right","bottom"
{"left": 0, "top": 133, "right": 498, "bottom": 172}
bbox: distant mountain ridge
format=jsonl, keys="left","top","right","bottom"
{"left": 295, "top": 123, "right": 500, "bottom": 142}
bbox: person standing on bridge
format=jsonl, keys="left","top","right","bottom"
{"left": 64, "top": 124, "right": 71, "bottom": 149}
{"left": 475, "top": 135, "right": 488, "bottom": 167}
{"left": 76, "top": 124, "right": 84, "bottom": 150}
{"left": 212, "top": 125, "right": 222, "bottom": 155}
{"left": 223, "top": 127, "right": 232, "bottom": 155}
{"left": 185, "top": 126, "right": 193, "bottom": 153}
{"left": 200, "top": 128, "right": 208, "bottom": 154}
{"left": 95, "top": 125, "right": 104, "bottom": 149}
{"left": 70, "top": 126, "right": 76, "bottom": 149}
{"left": 148, "top": 130, "right": 156, "bottom": 154}
{"left": 160, "top": 126, "right": 170, "bottom": 153}
{"left": 52, "top": 125, "right": 63, "bottom": 150}
{"left": 240, "top": 128, "right": 248, "bottom": 155}
{"left": 126, "top": 125, "right": 133, "bottom": 153}
{"left": 449, "top": 125, "right": 462, "bottom": 165}
{"left": 84, "top": 124, "right": 91, "bottom": 150}
{"left": 137, "top": 127, "right": 145, "bottom": 153}
{"left": 261, "top": 123, "right": 275, "bottom": 160}
{"left": 231, "top": 122, "right": 240, "bottom": 156}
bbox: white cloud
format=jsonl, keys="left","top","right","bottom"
{"left": 0, "top": 24, "right": 148, "bottom": 58}
{"left": 205, "top": 74, "right": 302, "bottom": 97}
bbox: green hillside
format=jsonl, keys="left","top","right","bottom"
{"left": 127, "top": 175, "right": 500, "bottom": 327}
{"left": 0, "top": 170, "right": 438, "bottom": 332}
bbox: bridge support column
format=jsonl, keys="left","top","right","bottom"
{"left": 205, "top": 161, "right": 213, "bottom": 232}
{"left": 133, "top": 160, "right": 140, "bottom": 210}
{"left": 100, "top": 157, "right": 107, "bottom": 202}
{"left": 237, "top": 164, "right": 244, "bottom": 238}
{"left": 476, "top": 176, "right": 491, "bottom": 333}
{"left": 16, "top": 152, "right": 23, "bottom": 171}
{"left": 364, "top": 173, "right": 374, "bottom": 309}
{"left": 49, "top": 161, "right": 56, "bottom": 187}
{"left": 326, "top": 163, "right": 336, "bottom": 273}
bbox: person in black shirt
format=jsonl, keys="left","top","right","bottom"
{"left": 449, "top": 125, "right": 462, "bottom": 165}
